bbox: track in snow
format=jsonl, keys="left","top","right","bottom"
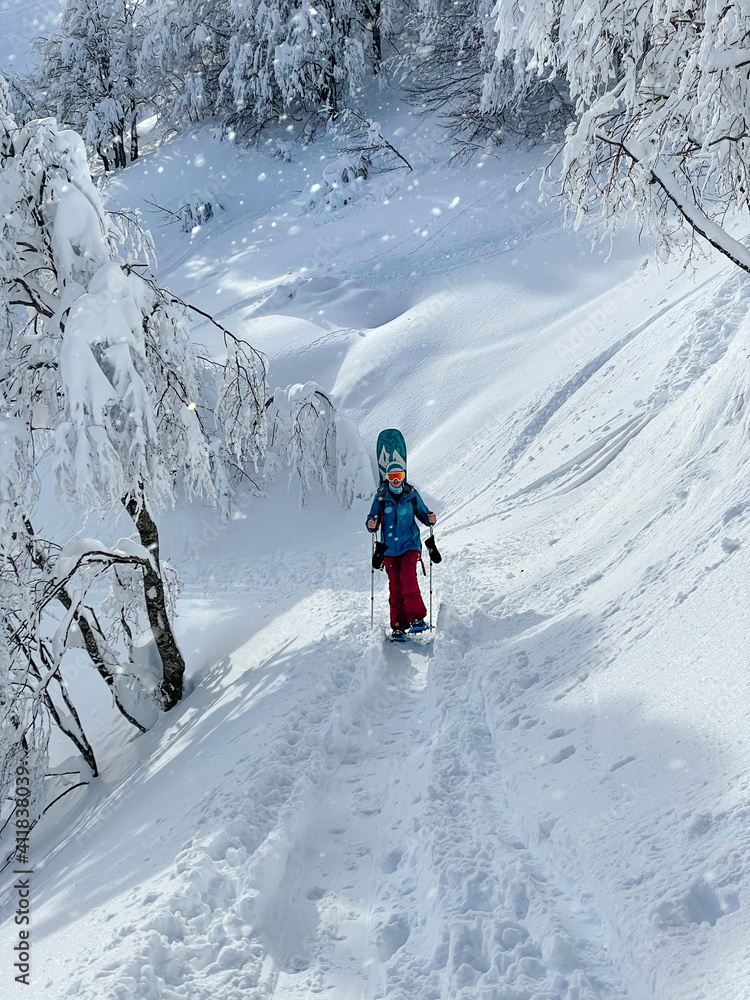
{"left": 266, "top": 635, "right": 432, "bottom": 998}
{"left": 260, "top": 611, "right": 629, "bottom": 1000}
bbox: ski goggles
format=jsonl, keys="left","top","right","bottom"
{"left": 386, "top": 470, "right": 405, "bottom": 484}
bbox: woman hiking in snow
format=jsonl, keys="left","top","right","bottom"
{"left": 367, "top": 459, "right": 436, "bottom": 641}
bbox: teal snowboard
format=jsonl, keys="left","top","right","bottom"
{"left": 376, "top": 428, "right": 407, "bottom": 483}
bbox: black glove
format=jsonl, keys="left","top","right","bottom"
{"left": 425, "top": 535, "right": 442, "bottom": 564}
{"left": 372, "top": 541, "right": 388, "bottom": 570}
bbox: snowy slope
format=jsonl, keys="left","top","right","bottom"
{"left": 0, "top": 0, "right": 61, "bottom": 73}
{"left": 1, "top": 93, "right": 750, "bottom": 1000}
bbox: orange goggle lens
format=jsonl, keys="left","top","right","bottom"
{"left": 387, "top": 470, "right": 405, "bottom": 482}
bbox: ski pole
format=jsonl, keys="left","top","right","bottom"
{"left": 429, "top": 527, "right": 434, "bottom": 630}
{"left": 371, "top": 532, "right": 375, "bottom": 628}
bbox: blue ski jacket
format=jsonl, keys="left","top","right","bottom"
{"left": 366, "top": 482, "right": 433, "bottom": 558}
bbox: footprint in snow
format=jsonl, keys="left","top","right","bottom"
{"left": 610, "top": 755, "right": 636, "bottom": 772}
{"left": 654, "top": 879, "right": 739, "bottom": 928}
{"left": 687, "top": 812, "right": 712, "bottom": 839}
{"left": 381, "top": 848, "right": 403, "bottom": 874}
{"left": 518, "top": 672, "right": 540, "bottom": 690}
{"left": 376, "top": 914, "right": 410, "bottom": 961}
{"left": 539, "top": 815, "right": 558, "bottom": 840}
{"left": 723, "top": 502, "right": 748, "bottom": 525}
{"left": 506, "top": 881, "right": 529, "bottom": 920}
{"left": 549, "top": 744, "right": 576, "bottom": 764}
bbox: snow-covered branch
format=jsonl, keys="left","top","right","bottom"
{"left": 493, "top": 0, "right": 750, "bottom": 269}
{"left": 265, "top": 383, "right": 374, "bottom": 508}
{"left": 603, "top": 132, "right": 750, "bottom": 274}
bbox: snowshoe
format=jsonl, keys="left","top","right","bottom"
{"left": 390, "top": 628, "right": 407, "bottom": 642}
{"left": 409, "top": 619, "right": 429, "bottom": 633}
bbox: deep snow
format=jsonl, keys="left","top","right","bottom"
{"left": 0, "top": 0, "right": 61, "bottom": 73}
{"left": 1, "top": 56, "right": 750, "bottom": 1000}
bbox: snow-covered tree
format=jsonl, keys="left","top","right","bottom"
{"left": 265, "top": 383, "right": 373, "bottom": 507}
{"left": 220, "top": 0, "right": 404, "bottom": 131}
{"left": 404, "top": 0, "right": 570, "bottom": 158}
{"left": 0, "top": 103, "right": 248, "bottom": 758}
{"left": 0, "top": 86, "right": 371, "bottom": 828}
{"left": 493, "top": 0, "right": 750, "bottom": 270}
{"left": 0, "top": 106, "right": 228, "bottom": 773}
{"left": 140, "top": 0, "right": 231, "bottom": 124}
{"left": 34, "top": 0, "right": 151, "bottom": 169}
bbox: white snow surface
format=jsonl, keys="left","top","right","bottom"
{"left": 2, "top": 98, "right": 750, "bottom": 1000}
{"left": 0, "top": 0, "right": 61, "bottom": 73}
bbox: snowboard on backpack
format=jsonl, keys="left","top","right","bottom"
{"left": 376, "top": 428, "right": 407, "bottom": 483}
{"left": 375, "top": 428, "right": 434, "bottom": 643}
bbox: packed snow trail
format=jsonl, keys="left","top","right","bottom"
{"left": 351, "top": 612, "right": 629, "bottom": 1000}
{"left": 16, "top": 587, "right": 389, "bottom": 1000}
{"left": 263, "top": 631, "right": 434, "bottom": 999}
{"left": 167, "top": 607, "right": 632, "bottom": 1000}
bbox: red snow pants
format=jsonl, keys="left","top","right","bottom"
{"left": 383, "top": 549, "right": 427, "bottom": 630}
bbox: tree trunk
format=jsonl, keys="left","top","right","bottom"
{"left": 23, "top": 520, "right": 148, "bottom": 733}
{"left": 18, "top": 640, "right": 99, "bottom": 778}
{"left": 130, "top": 105, "right": 139, "bottom": 162}
{"left": 72, "top": 612, "right": 149, "bottom": 733}
{"left": 123, "top": 495, "right": 186, "bottom": 711}
{"left": 114, "top": 122, "right": 127, "bottom": 169}
{"left": 40, "top": 658, "right": 99, "bottom": 778}
{"left": 371, "top": 3, "right": 382, "bottom": 69}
